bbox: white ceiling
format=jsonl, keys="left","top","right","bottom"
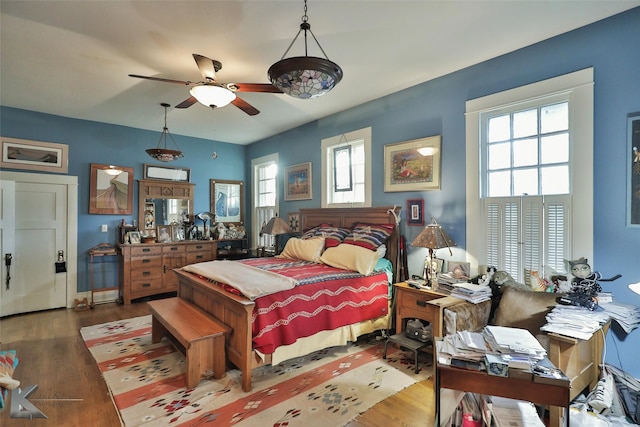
{"left": 1, "top": 1, "right": 638, "bottom": 145}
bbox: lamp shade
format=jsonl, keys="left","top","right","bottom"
{"left": 268, "top": 56, "right": 343, "bottom": 99}
{"left": 190, "top": 85, "right": 237, "bottom": 108}
{"left": 411, "top": 218, "right": 456, "bottom": 252}
{"left": 260, "top": 215, "right": 292, "bottom": 236}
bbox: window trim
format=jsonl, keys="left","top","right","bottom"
{"left": 251, "top": 153, "right": 278, "bottom": 249}
{"left": 321, "top": 127, "right": 372, "bottom": 208}
{"left": 465, "top": 68, "right": 594, "bottom": 276}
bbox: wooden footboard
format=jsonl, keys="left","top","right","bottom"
{"left": 174, "top": 206, "right": 401, "bottom": 392}
{"left": 174, "top": 269, "right": 256, "bottom": 392}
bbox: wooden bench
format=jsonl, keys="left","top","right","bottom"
{"left": 147, "top": 297, "right": 229, "bottom": 388}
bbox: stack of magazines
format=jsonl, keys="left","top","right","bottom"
{"left": 450, "top": 282, "right": 492, "bottom": 303}
{"left": 540, "top": 305, "right": 609, "bottom": 340}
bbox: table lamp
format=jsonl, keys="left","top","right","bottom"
{"left": 411, "top": 218, "right": 456, "bottom": 284}
{"left": 259, "top": 214, "right": 293, "bottom": 254}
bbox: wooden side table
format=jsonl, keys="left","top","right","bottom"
{"left": 393, "top": 282, "right": 462, "bottom": 366}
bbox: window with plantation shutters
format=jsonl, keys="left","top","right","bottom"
{"left": 466, "top": 68, "right": 594, "bottom": 279}
{"left": 483, "top": 196, "right": 570, "bottom": 282}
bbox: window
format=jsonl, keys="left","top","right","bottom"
{"left": 321, "top": 127, "right": 372, "bottom": 208}
{"left": 251, "top": 153, "right": 278, "bottom": 249}
{"left": 466, "top": 68, "right": 594, "bottom": 282}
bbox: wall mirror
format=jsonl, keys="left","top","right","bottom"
{"left": 210, "top": 179, "right": 244, "bottom": 224}
{"left": 138, "top": 180, "right": 194, "bottom": 236}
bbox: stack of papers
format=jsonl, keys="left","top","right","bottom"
{"left": 599, "top": 301, "right": 640, "bottom": 333}
{"left": 483, "top": 325, "right": 546, "bottom": 360}
{"left": 540, "top": 305, "right": 609, "bottom": 340}
{"left": 450, "top": 282, "right": 492, "bottom": 303}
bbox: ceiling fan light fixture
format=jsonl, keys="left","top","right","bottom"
{"left": 146, "top": 103, "right": 184, "bottom": 163}
{"left": 268, "top": 0, "right": 342, "bottom": 99}
{"left": 190, "top": 85, "right": 236, "bottom": 108}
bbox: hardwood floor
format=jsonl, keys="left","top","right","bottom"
{"left": 0, "top": 302, "right": 436, "bottom": 426}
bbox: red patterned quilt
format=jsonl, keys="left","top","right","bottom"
{"left": 203, "top": 257, "right": 390, "bottom": 355}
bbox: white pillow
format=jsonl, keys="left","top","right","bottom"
{"left": 278, "top": 237, "right": 325, "bottom": 263}
{"left": 319, "top": 243, "right": 380, "bottom": 275}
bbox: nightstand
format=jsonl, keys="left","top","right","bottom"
{"left": 392, "top": 282, "right": 462, "bottom": 366}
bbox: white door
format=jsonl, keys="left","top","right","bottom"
{"left": 0, "top": 173, "right": 77, "bottom": 317}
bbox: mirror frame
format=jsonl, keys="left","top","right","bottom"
{"left": 210, "top": 179, "right": 244, "bottom": 225}
{"left": 138, "top": 179, "right": 194, "bottom": 235}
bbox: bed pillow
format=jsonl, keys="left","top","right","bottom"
{"left": 319, "top": 243, "right": 380, "bottom": 275}
{"left": 342, "top": 223, "right": 394, "bottom": 251}
{"left": 302, "top": 226, "right": 350, "bottom": 248}
{"left": 278, "top": 237, "right": 325, "bottom": 263}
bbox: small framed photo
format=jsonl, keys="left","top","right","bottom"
{"left": 171, "top": 225, "right": 185, "bottom": 242}
{"left": 431, "top": 258, "right": 444, "bottom": 275}
{"left": 628, "top": 111, "right": 640, "bottom": 226}
{"left": 447, "top": 261, "right": 471, "bottom": 280}
{"left": 407, "top": 199, "right": 424, "bottom": 226}
{"left": 127, "top": 231, "right": 141, "bottom": 244}
{"left": 285, "top": 162, "right": 312, "bottom": 201}
{"left": 157, "top": 225, "right": 172, "bottom": 243}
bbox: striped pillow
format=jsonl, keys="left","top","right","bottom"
{"left": 343, "top": 223, "right": 394, "bottom": 251}
{"left": 303, "top": 226, "right": 350, "bottom": 248}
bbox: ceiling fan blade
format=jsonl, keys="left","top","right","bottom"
{"left": 228, "top": 83, "right": 283, "bottom": 93}
{"left": 128, "top": 74, "right": 191, "bottom": 85}
{"left": 175, "top": 96, "right": 198, "bottom": 109}
{"left": 192, "top": 54, "right": 219, "bottom": 81}
{"left": 231, "top": 97, "right": 260, "bottom": 116}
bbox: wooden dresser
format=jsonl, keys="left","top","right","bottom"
{"left": 118, "top": 241, "right": 216, "bottom": 305}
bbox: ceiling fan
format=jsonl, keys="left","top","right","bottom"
{"left": 129, "top": 54, "right": 283, "bottom": 116}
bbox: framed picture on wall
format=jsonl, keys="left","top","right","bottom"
{"left": 285, "top": 162, "right": 312, "bottom": 201}
{"left": 210, "top": 179, "right": 244, "bottom": 224}
{"left": 89, "top": 163, "right": 134, "bottom": 215}
{"left": 1, "top": 137, "right": 69, "bottom": 174}
{"left": 407, "top": 199, "right": 424, "bottom": 226}
{"left": 628, "top": 111, "right": 640, "bottom": 226}
{"left": 384, "top": 135, "right": 441, "bottom": 192}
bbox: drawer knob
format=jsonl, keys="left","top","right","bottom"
{"left": 143, "top": 271, "right": 151, "bottom": 276}
{"left": 142, "top": 259, "right": 150, "bottom": 263}
{"left": 143, "top": 248, "right": 150, "bottom": 252}
{"left": 196, "top": 255, "right": 203, "bottom": 260}
{"left": 142, "top": 283, "right": 151, "bottom": 288}
{"left": 416, "top": 300, "right": 427, "bottom": 307}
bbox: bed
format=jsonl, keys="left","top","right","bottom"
{"left": 173, "top": 206, "right": 400, "bottom": 392}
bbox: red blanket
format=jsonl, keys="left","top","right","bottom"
{"left": 233, "top": 258, "right": 390, "bottom": 355}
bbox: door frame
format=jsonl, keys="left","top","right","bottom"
{"left": 1, "top": 171, "right": 78, "bottom": 308}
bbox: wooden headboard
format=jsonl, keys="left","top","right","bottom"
{"left": 299, "top": 206, "right": 401, "bottom": 281}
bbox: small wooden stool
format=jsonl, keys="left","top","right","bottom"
{"left": 383, "top": 333, "right": 429, "bottom": 374}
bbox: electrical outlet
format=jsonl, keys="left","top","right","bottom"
{"left": 101, "top": 224, "right": 108, "bottom": 232}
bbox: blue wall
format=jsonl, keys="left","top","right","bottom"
{"left": 0, "top": 108, "right": 246, "bottom": 294}
{"left": 247, "top": 8, "right": 640, "bottom": 375}
{"left": 1, "top": 8, "right": 639, "bottom": 375}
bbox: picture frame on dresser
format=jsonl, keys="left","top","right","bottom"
{"left": 157, "top": 225, "right": 172, "bottom": 243}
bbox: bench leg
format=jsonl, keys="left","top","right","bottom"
{"left": 186, "top": 337, "right": 226, "bottom": 388}
{"left": 151, "top": 316, "right": 168, "bottom": 344}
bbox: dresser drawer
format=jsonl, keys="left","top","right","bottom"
{"left": 397, "top": 287, "right": 441, "bottom": 310}
{"left": 186, "top": 251, "right": 212, "bottom": 264}
{"left": 186, "top": 242, "right": 213, "bottom": 253}
{"left": 130, "top": 256, "right": 162, "bottom": 269}
{"left": 162, "top": 244, "right": 185, "bottom": 254}
{"left": 130, "top": 278, "right": 162, "bottom": 293}
{"left": 131, "top": 265, "right": 162, "bottom": 281}
{"left": 129, "top": 245, "right": 163, "bottom": 257}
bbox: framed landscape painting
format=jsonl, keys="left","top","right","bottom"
{"left": 285, "top": 162, "right": 312, "bottom": 201}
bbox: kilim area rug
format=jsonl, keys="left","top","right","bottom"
{"left": 81, "top": 315, "right": 432, "bottom": 427}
